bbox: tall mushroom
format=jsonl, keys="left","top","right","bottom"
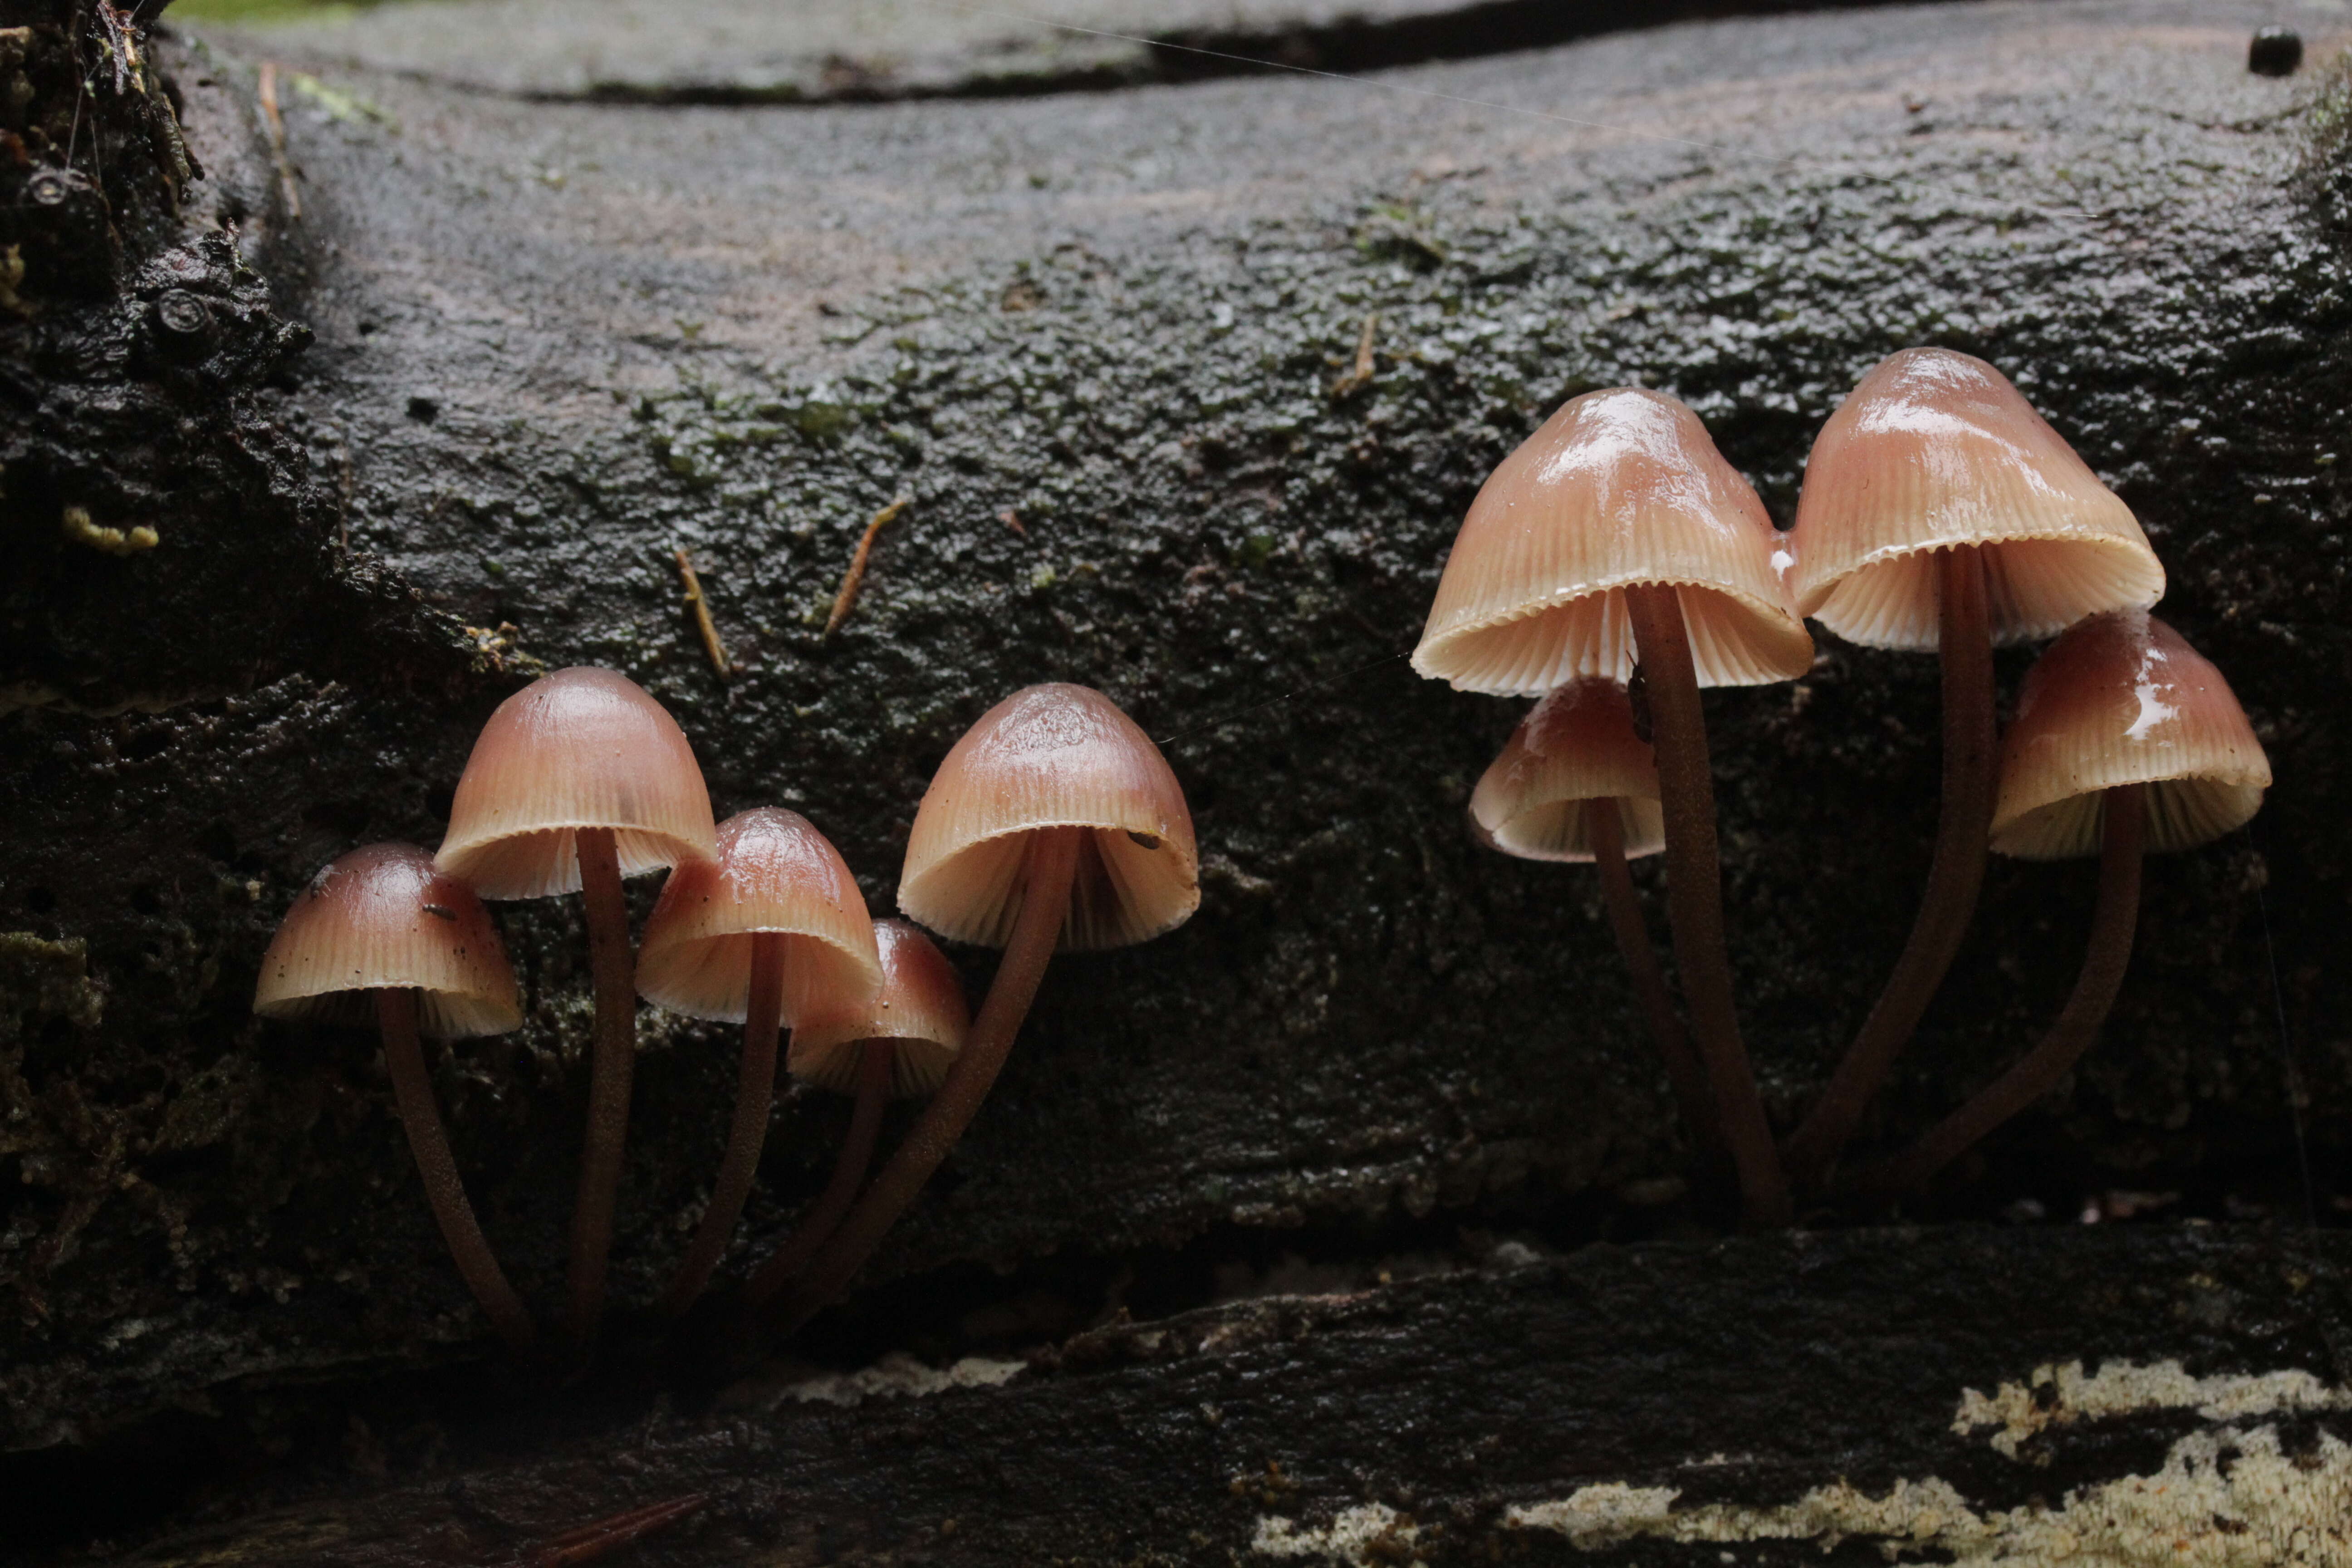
{"left": 1868, "top": 610, "right": 2268, "bottom": 1192}
{"left": 254, "top": 843, "right": 535, "bottom": 1352}
{"left": 635, "top": 808, "right": 881, "bottom": 1315}
{"left": 740, "top": 918, "right": 969, "bottom": 1315}
{"left": 1468, "top": 678, "right": 1720, "bottom": 1167}
{"left": 1414, "top": 387, "right": 1813, "bottom": 1226}
{"left": 435, "top": 666, "right": 718, "bottom": 1344}
{"left": 770, "top": 682, "right": 1197, "bottom": 1333}
{"left": 1781, "top": 349, "right": 2165, "bottom": 1194}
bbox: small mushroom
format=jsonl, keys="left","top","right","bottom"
{"left": 254, "top": 843, "right": 534, "bottom": 1352}
{"left": 635, "top": 808, "right": 881, "bottom": 1315}
{"left": 740, "top": 919, "right": 970, "bottom": 1316}
{"left": 1469, "top": 680, "right": 1720, "bottom": 1170}
{"left": 1782, "top": 348, "right": 2165, "bottom": 1194}
{"left": 435, "top": 666, "right": 718, "bottom": 1344}
{"left": 1415, "top": 387, "right": 1810, "bottom": 1227}
{"left": 1873, "top": 611, "right": 2268, "bottom": 1192}
{"left": 771, "top": 683, "right": 1197, "bottom": 1333}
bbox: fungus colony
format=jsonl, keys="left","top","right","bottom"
{"left": 256, "top": 346, "right": 2268, "bottom": 1350}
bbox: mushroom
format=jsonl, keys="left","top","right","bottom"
{"left": 739, "top": 918, "right": 970, "bottom": 1315}
{"left": 1869, "top": 610, "right": 2268, "bottom": 1193}
{"left": 253, "top": 843, "right": 534, "bottom": 1352}
{"left": 1468, "top": 679, "right": 1720, "bottom": 1167}
{"left": 634, "top": 808, "right": 881, "bottom": 1315}
{"left": 769, "top": 682, "right": 1197, "bottom": 1332}
{"left": 1781, "top": 349, "right": 2165, "bottom": 1194}
{"left": 1414, "top": 387, "right": 1812, "bottom": 1226}
{"left": 434, "top": 666, "right": 718, "bottom": 1343}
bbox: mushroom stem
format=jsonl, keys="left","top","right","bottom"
{"left": 376, "top": 988, "right": 535, "bottom": 1353}
{"left": 1587, "top": 799, "right": 1724, "bottom": 1170}
{"left": 1622, "top": 583, "right": 1789, "bottom": 1227}
{"left": 1864, "top": 783, "right": 2145, "bottom": 1196}
{"left": 1785, "top": 545, "right": 1994, "bottom": 1194}
{"left": 740, "top": 1038, "right": 894, "bottom": 1313}
{"left": 565, "top": 825, "right": 636, "bottom": 1345}
{"left": 658, "top": 932, "right": 785, "bottom": 1316}
{"left": 769, "top": 827, "right": 1081, "bottom": 1338}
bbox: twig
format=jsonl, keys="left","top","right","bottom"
{"left": 674, "top": 547, "right": 732, "bottom": 679}
{"left": 823, "top": 495, "right": 909, "bottom": 640}
{"left": 1330, "top": 313, "right": 1378, "bottom": 399}
{"left": 257, "top": 61, "right": 300, "bottom": 221}
{"left": 1000, "top": 508, "right": 1027, "bottom": 538}
{"left": 525, "top": 1493, "right": 707, "bottom": 1567}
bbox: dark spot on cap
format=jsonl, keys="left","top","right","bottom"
{"left": 1127, "top": 831, "right": 1163, "bottom": 850}
{"left": 2249, "top": 27, "right": 2301, "bottom": 76}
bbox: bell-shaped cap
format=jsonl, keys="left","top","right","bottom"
{"left": 1991, "top": 611, "right": 2269, "bottom": 859}
{"left": 1412, "top": 387, "right": 1813, "bottom": 696}
{"left": 435, "top": 666, "right": 719, "bottom": 900}
{"left": 899, "top": 683, "right": 1198, "bottom": 951}
{"left": 1788, "top": 348, "right": 2164, "bottom": 650}
{"left": 1469, "top": 679, "right": 1663, "bottom": 862}
{"left": 254, "top": 842, "right": 521, "bottom": 1037}
{"left": 789, "top": 920, "right": 969, "bottom": 1098}
{"left": 635, "top": 808, "right": 884, "bottom": 1024}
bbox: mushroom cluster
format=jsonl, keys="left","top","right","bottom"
{"left": 1422, "top": 350, "right": 2269, "bottom": 1220}
{"left": 254, "top": 668, "right": 1196, "bottom": 1357}
{"left": 253, "top": 348, "right": 2267, "bottom": 1354}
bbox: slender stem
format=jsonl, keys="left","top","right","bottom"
{"left": 1869, "top": 784, "right": 2145, "bottom": 1196}
{"left": 566, "top": 825, "right": 635, "bottom": 1346}
{"left": 658, "top": 932, "right": 785, "bottom": 1316}
{"left": 1624, "top": 584, "right": 1789, "bottom": 1227}
{"left": 376, "top": 988, "right": 535, "bottom": 1353}
{"left": 768, "top": 828, "right": 1081, "bottom": 1338}
{"left": 741, "top": 1038, "right": 894, "bottom": 1313}
{"left": 1785, "top": 546, "right": 1995, "bottom": 1194}
{"left": 1588, "top": 799, "right": 1725, "bottom": 1171}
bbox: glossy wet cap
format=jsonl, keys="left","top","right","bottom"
{"left": 636, "top": 808, "right": 883, "bottom": 1024}
{"left": 1412, "top": 387, "right": 1813, "bottom": 695}
{"left": 899, "top": 683, "right": 1199, "bottom": 951}
{"left": 789, "top": 920, "right": 969, "bottom": 1097}
{"left": 1788, "top": 348, "right": 2163, "bottom": 650}
{"left": 254, "top": 842, "right": 521, "bottom": 1037}
{"left": 1469, "top": 679, "right": 1663, "bottom": 862}
{"left": 1991, "top": 611, "right": 2269, "bottom": 859}
{"left": 435, "top": 666, "right": 719, "bottom": 900}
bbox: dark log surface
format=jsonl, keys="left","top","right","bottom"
{"left": 4, "top": 0, "right": 2352, "bottom": 1558}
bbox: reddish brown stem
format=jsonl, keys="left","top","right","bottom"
{"left": 1785, "top": 546, "right": 1994, "bottom": 1194}
{"left": 566, "top": 825, "right": 635, "bottom": 1347}
{"left": 769, "top": 828, "right": 1080, "bottom": 1338}
{"left": 1623, "top": 584, "right": 1789, "bottom": 1227}
{"left": 658, "top": 932, "right": 784, "bottom": 1316}
{"left": 376, "top": 989, "right": 535, "bottom": 1353}
{"left": 741, "top": 1039, "right": 893, "bottom": 1313}
{"left": 1588, "top": 799, "right": 1724, "bottom": 1170}
{"left": 1869, "top": 784, "right": 2145, "bottom": 1196}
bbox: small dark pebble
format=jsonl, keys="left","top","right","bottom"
{"left": 2249, "top": 26, "right": 2302, "bottom": 77}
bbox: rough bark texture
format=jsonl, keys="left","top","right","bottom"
{"left": 4, "top": 0, "right": 2352, "bottom": 1557}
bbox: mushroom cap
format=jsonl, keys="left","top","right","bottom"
{"left": 254, "top": 842, "right": 521, "bottom": 1037}
{"left": 1469, "top": 679, "right": 1663, "bottom": 862}
{"left": 435, "top": 666, "right": 719, "bottom": 901}
{"left": 635, "top": 808, "right": 884, "bottom": 1024}
{"left": 1788, "top": 348, "right": 2164, "bottom": 650}
{"left": 789, "top": 919, "right": 969, "bottom": 1097}
{"left": 1991, "top": 611, "right": 2269, "bottom": 859}
{"left": 1412, "top": 387, "right": 1814, "bottom": 695}
{"left": 899, "top": 683, "right": 1199, "bottom": 951}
